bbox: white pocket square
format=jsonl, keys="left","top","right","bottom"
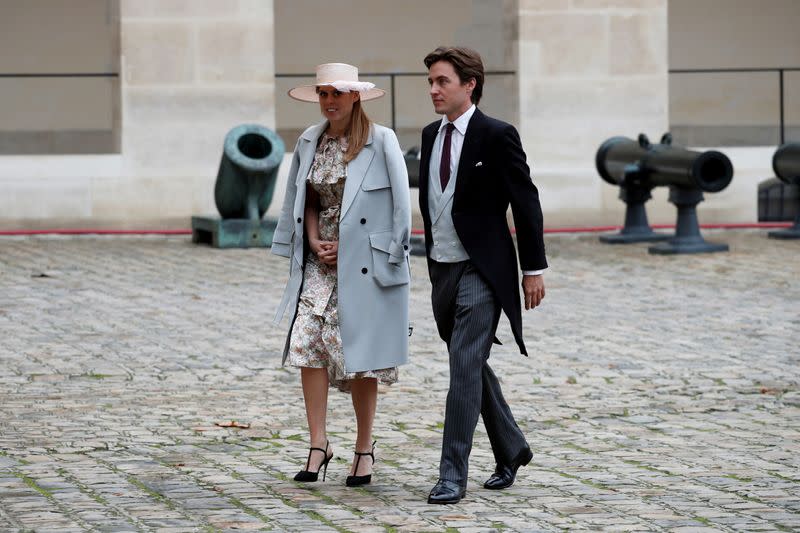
{"left": 475, "top": 161, "right": 483, "bottom": 167}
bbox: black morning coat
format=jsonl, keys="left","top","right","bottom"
{"left": 419, "top": 107, "right": 548, "bottom": 356}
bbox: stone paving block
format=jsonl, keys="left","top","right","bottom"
{"left": 0, "top": 233, "right": 798, "bottom": 531}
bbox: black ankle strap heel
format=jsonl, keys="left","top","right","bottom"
{"left": 294, "top": 440, "right": 333, "bottom": 482}
{"left": 346, "top": 440, "right": 376, "bottom": 487}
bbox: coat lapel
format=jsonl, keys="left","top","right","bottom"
{"left": 289, "top": 122, "right": 326, "bottom": 268}
{"left": 340, "top": 129, "right": 375, "bottom": 220}
{"left": 419, "top": 124, "right": 437, "bottom": 224}
{"left": 433, "top": 179, "right": 455, "bottom": 222}
{"left": 295, "top": 122, "right": 327, "bottom": 187}
{"left": 452, "top": 108, "right": 485, "bottom": 204}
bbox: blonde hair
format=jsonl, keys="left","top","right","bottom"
{"left": 343, "top": 99, "right": 371, "bottom": 163}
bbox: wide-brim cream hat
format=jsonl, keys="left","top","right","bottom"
{"left": 288, "top": 63, "right": 385, "bottom": 103}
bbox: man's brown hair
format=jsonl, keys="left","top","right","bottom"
{"left": 424, "top": 46, "right": 485, "bottom": 105}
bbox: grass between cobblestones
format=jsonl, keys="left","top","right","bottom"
{"left": 12, "top": 469, "right": 96, "bottom": 530}
{"left": 17, "top": 472, "right": 54, "bottom": 499}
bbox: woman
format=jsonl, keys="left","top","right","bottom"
{"left": 271, "top": 63, "right": 411, "bottom": 486}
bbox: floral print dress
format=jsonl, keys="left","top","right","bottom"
{"left": 286, "top": 133, "right": 398, "bottom": 392}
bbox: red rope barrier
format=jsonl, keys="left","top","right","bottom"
{"left": 1, "top": 223, "right": 791, "bottom": 237}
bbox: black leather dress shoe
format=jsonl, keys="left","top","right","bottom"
{"left": 483, "top": 446, "right": 533, "bottom": 490}
{"left": 427, "top": 479, "right": 466, "bottom": 504}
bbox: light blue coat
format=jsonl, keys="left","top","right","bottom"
{"left": 271, "top": 122, "right": 411, "bottom": 372}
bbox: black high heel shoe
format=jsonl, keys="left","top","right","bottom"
{"left": 346, "top": 441, "right": 376, "bottom": 487}
{"left": 294, "top": 440, "right": 333, "bottom": 482}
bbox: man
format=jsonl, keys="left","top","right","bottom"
{"left": 419, "top": 46, "right": 547, "bottom": 505}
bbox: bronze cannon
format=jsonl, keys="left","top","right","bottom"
{"left": 192, "top": 124, "right": 285, "bottom": 248}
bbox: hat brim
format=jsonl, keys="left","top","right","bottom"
{"left": 288, "top": 86, "right": 386, "bottom": 103}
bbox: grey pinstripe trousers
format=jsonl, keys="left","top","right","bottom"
{"left": 429, "top": 260, "right": 528, "bottom": 486}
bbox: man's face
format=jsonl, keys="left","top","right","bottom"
{"left": 427, "top": 60, "right": 475, "bottom": 119}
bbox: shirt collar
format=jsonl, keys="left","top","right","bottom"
{"left": 438, "top": 104, "right": 476, "bottom": 136}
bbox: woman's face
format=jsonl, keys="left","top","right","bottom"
{"left": 316, "top": 85, "right": 359, "bottom": 124}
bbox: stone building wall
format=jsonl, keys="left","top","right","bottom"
{"left": 0, "top": 0, "right": 793, "bottom": 230}
{"left": 517, "top": 0, "right": 671, "bottom": 226}
{"left": 0, "top": 0, "right": 275, "bottom": 229}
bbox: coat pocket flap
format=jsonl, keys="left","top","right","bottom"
{"left": 368, "top": 230, "right": 393, "bottom": 253}
{"left": 369, "top": 231, "right": 410, "bottom": 288}
{"left": 361, "top": 173, "right": 391, "bottom": 191}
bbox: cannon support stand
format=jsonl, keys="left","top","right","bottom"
{"left": 768, "top": 213, "right": 800, "bottom": 239}
{"left": 599, "top": 166, "right": 671, "bottom": 243}
{"left": 648, "top": 187, "right": 729, "bottom": 254}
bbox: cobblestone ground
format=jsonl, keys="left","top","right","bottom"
{"left": 0, "top": 231, "right": 798, "bottom": 532}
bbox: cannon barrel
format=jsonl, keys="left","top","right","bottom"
{"left": 772, "top": 142, "right": 800, "bottom": 185}
{"left": 214, "top": 124, "right": 285, "bottom": 220}
{"left": 596, "top": 135, "right": 733, "bottom": 193}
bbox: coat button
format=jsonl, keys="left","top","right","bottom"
{"left": 296, "top": 217, "right": 302, "bottom": 223}
{"left": 360, "top": 218, "right": 366, "bottom": 224}
{"left": 361, "top": 267, "right": 368, "bottom": 274}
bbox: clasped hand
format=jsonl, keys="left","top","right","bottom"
{"left": 311, "top": 238, "right": 339, "bottom": 266}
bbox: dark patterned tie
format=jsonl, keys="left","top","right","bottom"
{"left": 439, "top": 123, "right": 456, "bottom": 190}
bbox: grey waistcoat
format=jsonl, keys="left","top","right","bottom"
{"left": 427, "top": 141, "right": 469, "bottom": 263}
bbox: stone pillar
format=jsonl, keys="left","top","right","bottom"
{"left": 102, "top": 0, "right": 276, "bottom": 225}
{"left": 518, "top": 0, "right": 669, "bottom": 226}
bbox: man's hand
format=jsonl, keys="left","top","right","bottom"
{"left": 522, "top": 274, "right": 545, "bottom": 310}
